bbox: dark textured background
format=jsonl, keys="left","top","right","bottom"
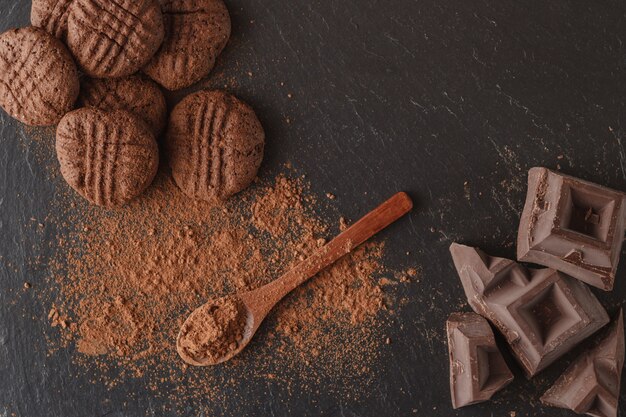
{"left": 1, "top": 0, "right": 626, "bottom": 416}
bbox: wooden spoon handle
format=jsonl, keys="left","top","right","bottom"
{"left": 250, "top": 192, "right": 413, "bottom": 312}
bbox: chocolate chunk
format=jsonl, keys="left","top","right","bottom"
{"left": 447, "top": 312, "right": 513, "bottom": 409}
{"left": 144, "top": 0, "right": 231, "bottom": 91}
{"left": 541, "top": 309, "right": 624, "bottom": 417}
{"left": 518, "top": 167, "right": 626, "bottom": 291}
{"left": 31, "top": 0, "right": 75, "bottom": 39}
{"left": 0, "top": 27, "right": 79, "bottom": 126}
{"left": 56, "top": 108, "right": 159, "bottom": 207}
{"left": 79, "top": 75, "right": 167, "bottom": 138}
{"left": 450, "top": 243, "right": 609, "bottom": 377}
{"left": 166, "top": 90, "right": 265, "bottom": 202}
{"left": 66, "top": 0, "right": 165, "bottom": 78}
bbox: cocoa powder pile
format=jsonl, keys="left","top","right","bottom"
{"left": 178, "top": 296, "right": 248, "bottom": 364}
{"left": 39, "top": 162, "right": 414, "bottom": 410}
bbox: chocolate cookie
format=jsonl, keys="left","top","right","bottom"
{"left": 31, "top": 0, "right": 75, "bottom": 39}
{"left": 166, "top": 90, "right": 264, "bottom": 202}
{"left": 144, "top": 0, "right": 231, "bottom": 90}
{"left": 66, "top": 0, "right": 165, "bottom": 78}
{"left": 0, "top": 27, "right": 79, "bottom": 126}
{"left": 79, "top": 75, "right": 167, "bottom": 138}
{"left": 56, "top": 108, "right": 159, "bottom": 207}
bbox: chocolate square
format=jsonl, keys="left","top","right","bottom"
{"left": 450, "top": 243, "right": 609, "bottom": 377}
{"left": 447, "top": 312, "right": 513, "bottom": 409}
{"left": 509, "top": 279, "right": 583, "bottom": 350}
{"left": 517, "top": 167, "right": 626, "bottom": 291}
{"left": 541, "top": 310, "right": 624, "bottom": 417}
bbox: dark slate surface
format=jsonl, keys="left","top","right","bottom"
{"left": 1, "top": 0, "right": 626, "bottom": 416}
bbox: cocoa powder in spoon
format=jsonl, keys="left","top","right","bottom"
{"left": 178, "top": 296, "right": 248, "bottom": 364}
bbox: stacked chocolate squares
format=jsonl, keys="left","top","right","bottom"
{"left": 447, "top": 167, "right": 626, "bottom": 416}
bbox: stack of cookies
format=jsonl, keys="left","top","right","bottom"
{"left": 0, "top": 0, "right": 265, "bottom": 207}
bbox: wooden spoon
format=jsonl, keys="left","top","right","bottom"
{"left": 177, "top": 192, "right": 413, "bottom": 366}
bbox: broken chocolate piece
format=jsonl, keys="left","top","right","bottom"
{"left": 541, "top": 309, "right": 624, "bottom": 417}
{"left": 447, "top": 312, "right": 514, "bottom": 409}
{"left": 517, "top": 167, "right": 626, "bottom": 291}
{"left": 450, "top": 243, "right": 609, "bottom": 377}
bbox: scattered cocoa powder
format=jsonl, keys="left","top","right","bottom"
{"left": 37, "top": 157, "right": 414, "bottom": 411}
{"left": 76, "top": 295, "right": 139, "bottom": 356}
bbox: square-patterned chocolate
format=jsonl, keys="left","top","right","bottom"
{"left": 511, "top": 279, "right": 582, "bottom": 349}
{"left": 518, "top": 167, "right": 626, "bottom": 291}
{"left": 450, "top": 243, "right": 609, "bottom": 377}
{"left": 541, "top": 310, "right": 624, "bottom": 417}
{"left": 447, "top": 312, "right": 513, "bottom": 409}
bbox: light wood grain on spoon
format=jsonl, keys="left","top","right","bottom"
{"left": 177, "top": 192, "right": 413, "bottom": 366}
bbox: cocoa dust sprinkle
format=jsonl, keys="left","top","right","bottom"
{"left": 38, "top": 162, "right": 414, "bottom": 412}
